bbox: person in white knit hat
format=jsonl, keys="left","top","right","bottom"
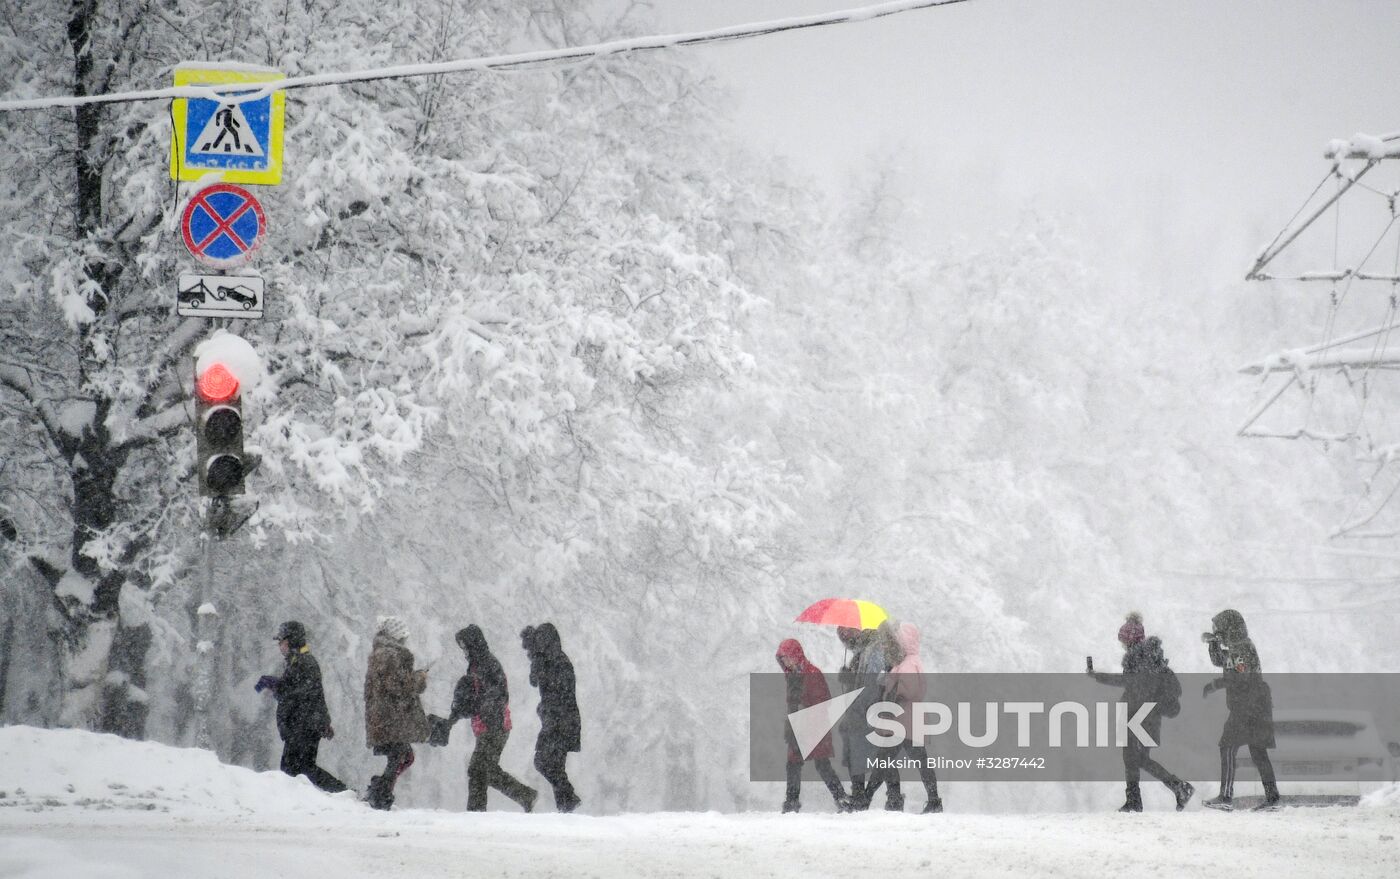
{"left": 363, "top": 615, "right": 429, "bottom": 810}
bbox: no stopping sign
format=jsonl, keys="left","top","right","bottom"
{"left": 181, "top": 183, "right": 268, "bottom": 268}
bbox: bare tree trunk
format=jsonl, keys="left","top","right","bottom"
{"left": 40, "top": 0, "right": 152, "bottom": 738}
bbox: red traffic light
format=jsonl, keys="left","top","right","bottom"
{"left": 196, "top": 362, "right": 240, "bottom": 404}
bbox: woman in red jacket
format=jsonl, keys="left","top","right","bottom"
{"left": 776, "top": 639, "right": 852, "bottom": 813}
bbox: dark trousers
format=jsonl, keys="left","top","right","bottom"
{"left": 534, "top": 743, "right": 579, "bottom": 810}
{"left": 1122, "top": 738, "right": 1181, "bottom": 804}
{"left": 1220, "top": 744, "right": 1278, "bottom": 799}
{"left": 867, "top": 740, "right": 938, "bottom": 807}
{"left": 368, "top": 743, "right": 415, "bottom": 809}
{"left": 280, "top": 736, "right": 347, "bottom": 793}
{"left": 785, "top": 758, "right": 847, "bottom": 806}
{"left": 468, "top": 728, "right": 536, "bottom": 811}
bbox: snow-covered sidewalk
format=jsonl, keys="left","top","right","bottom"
{"left": 3, "top": 726, "right": 1399, "bottom": 878}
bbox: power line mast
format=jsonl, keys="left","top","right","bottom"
{"left": 1243, "top": 131, "right": 1400, "bottom": 538}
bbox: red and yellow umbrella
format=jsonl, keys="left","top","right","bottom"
{"left": 794, "top": 598, "right": 889, "bottom": 630}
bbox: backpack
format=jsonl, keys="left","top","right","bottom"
{"left": 1159, "top": 666, "right": 1182, "bottom": 718}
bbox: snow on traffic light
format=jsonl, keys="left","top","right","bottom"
{"left": 195, "top": 361, "right": 245, "bottom": 497}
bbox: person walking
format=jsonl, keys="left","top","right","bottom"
{"left": 877, "top": 620, "right": 943, "bottom": 813}
{"left": 256, "top": 620, "right": 347, "bottom": 793}
{"left": 836, "top": 625, "right": 902, "bottom": 810}
{"left": 1088, "top": 612, "right": 1193, "bottom": 812}
{"left": 442, "top": 624, "right": 538, "bottom": 812}
{"left": 525, "top": 622, "right": 582, "bottom": 813}
{"left": 776, "top": 638, "right": 851, "bottom": 813}
{"left": 363, "top": 615, "right": 430, "bottom": 810}
{"left": 1201, "top": 609, "right": 1279, "bottom": 811}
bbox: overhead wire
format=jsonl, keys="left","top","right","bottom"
{"left": 1253, "top": 169, "right": 1333, "bottom": 270}
{"left": 0, "top": 0, "right": 972, "bottom": 113}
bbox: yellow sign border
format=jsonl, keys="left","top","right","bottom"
{"left": 170, "top": 68, "right": 285, "bottom": 186}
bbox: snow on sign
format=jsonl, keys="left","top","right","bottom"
{"left": 176, "top": 273, "right": 265, "bottom": 319}
{"left": 170, "top": 65, "right": 285, "bottom": 186}
{"left": 181, "top": 184, "right": 268, "bottom": 268}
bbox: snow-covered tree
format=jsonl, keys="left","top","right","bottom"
{"left": 0, "top": 0, "right": 790, "bottom": 741}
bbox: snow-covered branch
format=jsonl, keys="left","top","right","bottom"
{"left": 0, "top": 362, "right": 66, "bottom": 449}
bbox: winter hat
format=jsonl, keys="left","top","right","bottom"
{"left": 1117, "top": 612, "right": 1145, "bottom": 646}
{"left": 377, "top": 615, "right": 410, "bottom": 642}
{"left": 275, "top": 620, "right": 307, "bottom": 649}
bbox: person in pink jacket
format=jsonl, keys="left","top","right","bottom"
{"left": 876, "top": 620, "right": 943, "bottom": 813}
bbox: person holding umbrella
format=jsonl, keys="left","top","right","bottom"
{"left": 795, "top": 598, "right": 902, "bottom": 811}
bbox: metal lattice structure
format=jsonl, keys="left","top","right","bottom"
{"left": 1243, "top": 131, "right": 1400, "bottom": 538}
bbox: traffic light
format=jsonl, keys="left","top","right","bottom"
{"left": 194, "top": 361, "right": 244, "bottom": 496}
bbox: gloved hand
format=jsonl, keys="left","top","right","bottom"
{"left": 323, "top": 723, "right": 335, "bottom": 740}
{"left": 1202, "top": 680, "right": 1218, "bottom": 698}
{"left": 427, "top": 714, "right": 450, "bottom": 747}
{"left": 255, "top": 674, "right": 280, "bottom": 694}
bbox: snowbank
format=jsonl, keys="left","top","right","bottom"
{"left": 4, "top": 725, "right": 1400, "bottom": 879}
{"left": 0, "top": 725, "right": 358, "bottom": 817}
{"left": 1362, "top": 782, "right": 1400, "bottom": 809}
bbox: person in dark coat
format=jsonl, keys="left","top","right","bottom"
{"left": 835, "top": 625, "right": 901, "bottom": 810}
{"left": 777, "top": 638, "right": 851, "bottom": 813}
{"left": 1201, "top": 608, "right": 1279, "bottom": 811}
{"left": 363, "top": 615, "right": 430, "bottom": 810}
{"left": 442, "top": 624, "right": 538, "bottom": 812}
{"left": 525, "top": 622, "right": 582, "bottom": 812}
{"left": 1089, "top": 612, "right": 1192, "bottom": 812}
{"left": 256, "top": 620, "right": 347, "bottom": 793}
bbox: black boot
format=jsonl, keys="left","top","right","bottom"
{"left": 848, "top": 775, "right": 871, "bottom": 811}
{"left": 365, "top": 775, "right": 394, "bottom": 811}
{"left": 781, "top": 798, "right": 801, "bottom": 814}
{"left": 1173, "top": 781, "right": 1195, "bottom": 811}
{"left": 1254, "top": 782, "right": 1281, "bottom": 812}
{"left": 1118, "top": 783, "right": 1143, "bottom": 813}
{"left": 921, "top": 797, "right": 943, "bottom": 814}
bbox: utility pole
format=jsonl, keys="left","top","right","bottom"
{"left": 193, "top": 498, "right": 228, "bottom": 750}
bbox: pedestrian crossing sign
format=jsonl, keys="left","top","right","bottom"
{"left": 170, "top": 65, "right": 285, "bottom": 186}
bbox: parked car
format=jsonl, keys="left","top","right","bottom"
{"left": 216, "top": 284, "right": 257, "bottom": 309}
{"left": 1236, "top": 709, "right": 1398, "bottom": 806}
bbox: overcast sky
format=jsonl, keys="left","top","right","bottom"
{"left": 636, "top": 0, "right": 1400, "bottom": 284}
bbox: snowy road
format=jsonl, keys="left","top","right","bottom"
{"left": 6, "top": 806, "right": 1400, "bottom": 878}
{"left": 2, "top": 726, "right": 1399, "bottom": 878}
